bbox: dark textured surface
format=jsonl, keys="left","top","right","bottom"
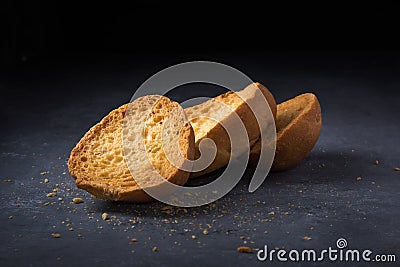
{"left": 1, "top": 51, "right": 399, "bottom": 266}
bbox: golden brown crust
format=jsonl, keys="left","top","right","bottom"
{"left": 187, "top": 82, "right": 277, "bottom": 177}
{"left": 249, "top": 93, "right": 322, "bottom": 171}
{"left": 67, "top": 97, "right": 194, "bottom": 202}
{"left": 255, "top": 82, "right": 277, "bottom": 119}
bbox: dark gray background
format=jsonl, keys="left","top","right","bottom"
{"left": 1, "top": 50, "right": 399, "bottom": 267}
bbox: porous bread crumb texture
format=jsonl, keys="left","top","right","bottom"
{"left": 123, "top": 96, "right": 193, "bottom": 188}
{"left": 67, "top": 96, "right": 194, "bottom": 202}
{"left": 186, "top": 91, "right": 242, "bottom": 142}
{"left": 185, "top": 82, "right": 276, "bottom": 177}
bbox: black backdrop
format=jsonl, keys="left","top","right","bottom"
{"left": 1, "top": 1, "right": 399, "bottom": 68}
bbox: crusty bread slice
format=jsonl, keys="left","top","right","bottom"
{"left": 67, "top": 95, "right": 195, "bottom": 202}
{"left": 250, "top": 93, "right": 322, "bottom": 171}
{"left": 185, "top": 82, "right": 277, "bottom": 177}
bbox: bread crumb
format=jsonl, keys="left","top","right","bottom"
{"left": 356, "top": 177, "right": 362, "bottom": 181}
{"left": 44, "top": 178, "right": 49, "bottom": 183}
{"left": 203, "top": 229, "right": 208, "bottom": 235}
{"left": 268, "top": 211, "right": 275, "bottom": 215}
{"left": 131, "top": 238, "right": 137, "bottom": 243}
{"left": 161, "top": 205, "right": 173, "bottom": 211}
{"left": 237, "top": 246, "right": 252, "bottom": 253}
{"left": 375, "top": 160, "right": 379, "bottom": 165}
{"left": 303, "top": 236, "right": 312, "bottom": 241}
{"left": 191, "top": 235, "right": 197, "bottom": 239}
{"left": 152, "top": 246, "right": 158, "bottom": 252}
{"left": 46, "top": 192, "right": 57, "bottom": 197}
{"left": 8, "top": 215, "right": 13, "bottom": 219}
{"left": 3, "top": 179, "right": 12, "bottom": 182}
{"left": 72, "top": 198, "right": 83, "bottom": 204}
{"left": 101, "top": 213, "right": 109, "bottom": 220}
{"left": 52, "top": 233, "right": 61, "bottom": 238}
{"left": 394, "top": 168, "right": 400, "bottom": 171}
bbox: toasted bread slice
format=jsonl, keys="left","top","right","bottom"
{"left": 67, "top": 95, "right": 195, "bottom": 202}
{"left": 250, "top": 93, "right": 322, "bottom": 171}
{"left": 185, "top": 82, "right": 277, "bottom": 177}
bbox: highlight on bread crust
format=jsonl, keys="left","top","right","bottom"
{"left": 185, "top": 82, "right": 277, "bottom": 177}
{"left": 250, "top": 93, "right": 322, "bottom": 171}
{"left": 67, "top": 95, "right": 195, "bottom": 202}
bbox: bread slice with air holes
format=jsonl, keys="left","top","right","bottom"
{"left": 67, "top": 95, "right": 195, "bottom": 202}
{"left": 249, "top": 93, "right": 322, "bottom": 171}
{"left": 185, "top": 82, "right": 277, "bottom": 177}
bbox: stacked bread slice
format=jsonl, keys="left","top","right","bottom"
{"left": 68, "top": 83, "right": 321, "bottom": 202}
{"left": 68, "top": 95, "right": 194, "bottom": 202}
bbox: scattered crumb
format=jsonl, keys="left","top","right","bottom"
{"left": 371, "top": 181, "right": 376, "bottom": 185}
{"left": 356, "top": 177, "right": 362, "bottom": 181}
{"left": 131, "top": 238, "right": 137, "bottom": 243}
{"left": 52, "top": 233, "right": 61, "bottom": 238}
{"left": 8, "top": 215, "right": 13, "bottom": 219}
{"left": 3, "top": 179, "right": 12, "bottom": 182}
{"left": 268, "top": 211, "right": 275, "bottom": 215}
{"left": 307, "top": 213, "right": 313, "bottom": 216}
{"left": 394, "top": 168, "right": 400, "bottom": 171}
{"left": 263, "top": 230, "right": 268, "bottom": 234}
{"left": 375, "top": 160, "right": 379, "bottom": 165}
{"left": 191, "top": 235, "right": 197, "bottom": 240}
{"left": 72, "top": 198, "right": 83, "bottom": 204}
{"left": 101, "top": 213, "right": 109, "bottom": 221}
{"left": 46, "top": 192, "right": 57, "bottom": 197}
{"left": 44, "top": 178, "right": 49, "bottom": 183}
{"left": 203, "top": 229, "right": 209, "bottom": 235}
{"left": 239, "top": 236, "right": 245, "bottom": 240}
{"left": 237, "top": 246, "right": 252, "bottom": 253}
{"left": 303, "top": 236, "right": 312, "bottom": 241}
{"left": 152, "top": 246, "right": 158, "bottom": 252}
{"left": 56, "top": 257, "right": 61, "bottom": 261}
